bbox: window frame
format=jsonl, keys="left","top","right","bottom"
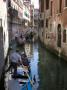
{"left": 65, "top": 0, "right": 67, "bottom": 7}
{"left": 46, "top": 0, "right": 49, "bottom": 10}
{"left": 46, "top": 19, "right": 48, "bottom": 28}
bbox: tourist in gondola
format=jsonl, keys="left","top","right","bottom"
{"left": 21, "top": 51, "right": 29, "bottom": 67}
{"left": 21, "top": 51, "right": 30, "bottom": 72}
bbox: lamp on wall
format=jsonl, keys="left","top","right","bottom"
{"left": 0, "top": 19, "right": 2, "bottom": 27}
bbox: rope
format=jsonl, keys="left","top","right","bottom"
{"left": 22, "top": 65, "right": 33, "bottom": 86}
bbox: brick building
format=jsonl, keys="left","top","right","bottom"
{"left": 39, "top": 0, "right": 67, "bottom": 59}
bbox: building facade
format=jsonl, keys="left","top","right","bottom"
{"left": 8, "top": 0, "right": 23, "bottom": 41}
{"left": 29, "top": 4, "right": 34, "bottom": 27}
{"left": 39, "top": 0, "right": 45, "bottom": 42}
{"left": 0, "top": 0, "right": 9, "bottom": 79}
{"left": 39, "top": 0, "right": 67, "bottom": 59}
{"left": 34, "top": 9, "right": 39, "bottom": 29}
{"left": 8, "top": 0, "right": 31, "bottom": 42}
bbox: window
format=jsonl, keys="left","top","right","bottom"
{"left": 46, "top": 0, "right": 49, "bottom": 10}
{"left": 4, "top": 32, "right": 5, "bottom": 42}
{"left": 46, "top": 19, "right": 48, "bottom": 28}
{"left": 40, "top": 20, "right": 44, "bottom": 28}
{"left": 50, "top": 24, "right": 52, "bottom": 32}
{"left": 50, "top": 1, "right": 53, "bottom": 16}
{"left": 42, "top": 31, "right": 43, "bottom": 37}
{"left": 41, "top": 0, "right": 44, "bottom": 12}
{"left": 57, "top": 24, "right": 61, "bottom": 47}
{"left": 65, "top": 0, "right": 67, "bottom": 7}
{"left": 59, "top": 0, "right": 62, "bottom": 13}
{"left": 63, "top": 29, "right": 66, "bottom": 43}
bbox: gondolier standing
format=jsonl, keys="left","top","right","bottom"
{"left": 6, "top": 49, "right": 22, "bottom": 75}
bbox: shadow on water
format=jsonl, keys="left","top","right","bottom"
{"left": 38, "top": 42, "right": 67, "bottom": 90}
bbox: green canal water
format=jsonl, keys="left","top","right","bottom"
{"left": 25, "top": 42, "right": 67, "bottom": 90}
{"left": 38, "top": 43, "right": 67, "bottom": 90}
{"left": 23, "top": 42, "right": 67, "bottom": 90}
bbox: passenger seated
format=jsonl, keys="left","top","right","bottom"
{"left": 21, "top": 52, "right": 29, "bottom": 66}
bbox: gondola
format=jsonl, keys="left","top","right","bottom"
{"left": 6, "top": 65, "right": 32, "bottom": 90}
{"left": 5, "top": 55, "right": 32, "bottom": 90}
{"left": 14, "top": 66, "right": 32, "bottom": 90}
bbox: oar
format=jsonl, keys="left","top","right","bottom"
{"left": 22, "top": 65, "right": 34, "bottom": 86}
{"left": 26, "top": 72, "right": 34, "bottom": 86}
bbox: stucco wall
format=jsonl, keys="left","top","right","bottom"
{"left": 39, "top": 0, "right": 67, "bottom": 58}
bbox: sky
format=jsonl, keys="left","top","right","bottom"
{"left": 31, "top": 0, "right": 39, "bottom": 9}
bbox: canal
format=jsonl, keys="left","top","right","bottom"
{"left": 38, "top": 43, "right": 67, "bottom": 90}
{"left": 24, "top": 42, "right": 67, "bottom": 90}
{"left": 5, "top": 41, "right": 67, "bottom": 90}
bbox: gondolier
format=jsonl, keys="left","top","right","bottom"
{"left": 6, "top": 49, "right": 22, "bottom": 75}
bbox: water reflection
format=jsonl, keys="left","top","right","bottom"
{"left": 30, "top": 44, "right": 39, "bottom": 80}
{"left": 25, "top": 43, "right": 39, "bottom": 90}
{"left": 25, "top": 43, "right": 33, "bottom": 58}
